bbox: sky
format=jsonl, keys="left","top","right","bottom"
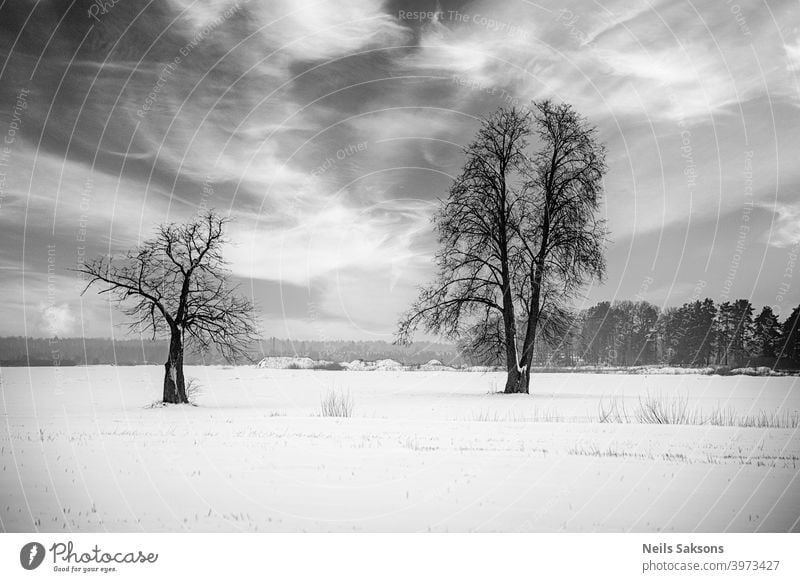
{"left": 0, "top": 0, "right": 799, "bottom": 342}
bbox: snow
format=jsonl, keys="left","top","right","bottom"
{"left": 729, "top": 366, "right": 783, "bottom": 377}
{"left": 257, "top": 356, "right": 325, "bottom": 369}
{"left": 1, "top": 366, "right": 798, "bottom": 532}
{"left": 563, "top": 365, "right": 716, "bottom": 375}
{"left": 340, "top": 359, "right": 404, "bottom": 371}
{"left": 633, "top": 366, "right": 715, "bottom": 375}
{"left": 417, "top": 359, "right": 456, "bottom": 371}
{"left": 462, "top": 365, "right": 504, "bottom": 373}
{"left": 256, "top": 358, "right": 762, "bottom": 376}
{"left": 373, "top": 359, "right": 404, "bottom": 371}
{"left": 340, "top": 359, "right": 373, "bottom": 371}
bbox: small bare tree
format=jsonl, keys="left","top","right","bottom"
{"left": 398, "top": 102, "right": 607, "bottom": 394}
{"left": 76, "top": 211, "right": 258, "bottom": 404}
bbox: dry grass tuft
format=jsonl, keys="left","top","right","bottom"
{"left": 598, "top": 393, "right": 799, "bottom": 428}
{"left": 320, "top": 388, "right": 354, "bottom": 417}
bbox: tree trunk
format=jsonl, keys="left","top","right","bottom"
{"left": 504, "top": 366, "right": 519, "bottom": 393}
{"left": 504, "top": 365, "right": 530, "bottom": 393}
{"left": 508, "top": 335, "right": 535, "bottom": 394}
{"left": 163, "top": 329, "right": 188, "bottom": 404}
{"left": 504, "top": 316, "right": 536, "bottom": 394}
{"left": 503, "top": 337, "right": 524, "bottom": 393}
{"left": 504, "top": 313, "right": 532, "bottom": 394}
{"left": 502, "top": 309, "right": 525, "bottom": 393}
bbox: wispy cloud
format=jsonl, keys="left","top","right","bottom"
{"left": 1, "top": 0, "right": 799, "bottom": 337}
{"left": 760, "top": 201, "right": 800, "bottom": 247}
{"left": 786, "top": 38, "right": 800, "bottom": 72}
{"left": 229, "top": 196, "right": 431, "bottom": 286}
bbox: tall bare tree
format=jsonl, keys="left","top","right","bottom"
{"left": 398, "top": 102, "right": 607, "bottom": 393}
{"left": 76, "top": 211, "right": 258, "bottom": 403}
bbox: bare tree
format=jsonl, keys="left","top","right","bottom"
{"left": 76, "top": 211, "right": 259, "bottom": 404}
{"left": 512, "top": 101, "right": 607, "bottom": 390}
{"left": 397, "top": 108, "right": 530, "bottom": 390}
{"left": 398, "top": 102, "right": 607, "bottom": 393}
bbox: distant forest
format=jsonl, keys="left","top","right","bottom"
{"left": 0, "top": 336, "right": 462, "bottom": 367}
{"left": 2, "top": 298, "right": 799, "bottom": 370}
{"left": 468, "top": 298, "right": 800, "bottom": 370}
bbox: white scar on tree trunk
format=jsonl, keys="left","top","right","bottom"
{"left": 170, "top": 363, "right": 177, "bottom": 385}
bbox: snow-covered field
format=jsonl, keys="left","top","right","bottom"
{"left": 1, "top": 366, "right": 798, "bottom": 532}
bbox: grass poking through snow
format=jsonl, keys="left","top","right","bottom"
{"left": 320, "top": 388, "right": 354, "bottom": 417}
{"left": 598, "top": 393, "right": 799, "bottom": 428}
{"left": 469, "top": 408, "right": 565, "bottom": 423}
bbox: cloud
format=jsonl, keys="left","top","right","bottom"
{"left": 576, "top": 3, "right": 658, "bottom": 46}
{"left": 399, "top": 0, "right": 791, "bottom": 123}
{"left": 761, "top": 201, "right": 800, "bottom": 247}
{"left": 246, "top": 0, "right": 410, "bottom": 62}
{"left": 786, "top": 39, "right": 800, "bottom": 71}
{"left": 38, "top": 303, "right": 75, "bottom": 337}
{"left": 399, "top": 19, "right": 496, "bottom": 86}
{"left": 228, "top": 196, "right": 431, "bottom": 286}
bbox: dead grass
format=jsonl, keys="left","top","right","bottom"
{"left": 598, "top": 393, "right": 799, "bottom": 428}
{"left": 705, "top": 407, "right": 800, "bottom": 429}
{"left": 320, "top": 388, "right": 354, "bottom": 417}
{"left": 469, "top": 408, "right": 565, "bottom": 423}
{"left": 186, "top": 377, "right": 202, "bottom": 404}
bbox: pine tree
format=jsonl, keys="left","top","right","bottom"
{"left": 752, "top": 306, "right": 782, "bottom": 359}
{"left": 728, "top": 299, "right": 754, "bottom": 367}
{"left": 779, "top": 305, "right": 800, "bottom": 363}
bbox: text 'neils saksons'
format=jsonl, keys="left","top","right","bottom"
{"left": 643, "top": 543, "right": 724, "bottom": 554}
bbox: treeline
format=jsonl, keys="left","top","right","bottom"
{"left": 0, "top": 337, "right": 219, "bottom": 366}
{"left": 525, "top": 299, "right": 800, "bottom": 369}
{"left": 0, "top": 336, "right": 462, "bottom": 367}
{"left": 5, "top": 300, "right": 800, "bottom": 370}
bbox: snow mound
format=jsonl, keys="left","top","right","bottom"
{"left": 568, "top": 365, "right": 715, "bottom": 375}
{"left": 340, "top": 359, "right": 405, "bottom": 371}
{"left": 634, "top": 366, "right": 715, "bottom": 375}
{"left": 257, "top": 356, "right": 320, "bottom": 369}
{"left": 729, "top": 366, "right": 781, "bottom": 377}
{"left": 340, "top": 359, "right": 370, "bottom": 371}
{"left": 418, "top": 359, "right": 455, "bottom": 371}
{"left": 374, "top": 359, "right": 404, "bottom": 371}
